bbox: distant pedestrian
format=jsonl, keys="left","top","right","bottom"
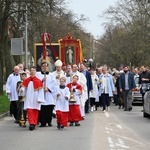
{"left": 99, "top": 67, "right": 115, "bottom": 112}
{"left": 119, "top": 66, "right": 136, "bottom": 111}
{"left": 138, "top": 66, "right": 150, "bottom": 111}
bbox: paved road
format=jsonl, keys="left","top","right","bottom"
{"left": 0, "top": 105, "right": 149, "bottom": 150}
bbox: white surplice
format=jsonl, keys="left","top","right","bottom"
{"left": 22, "top": 82, "right": 45, "bottom": 110}
{"left": 89, "top": 74, "right": 99, "bottom": 102}
{"left": 36, "top": 72, "right": 56, "bottom": 105}
{"left": 72, "top": 71, "right": 88, "bottom": 117}
{"left": 6, "top": 73, "right": 21, "bottom": 101}
{"left": 54, "top": 86, "right": 70, "bottom": 112}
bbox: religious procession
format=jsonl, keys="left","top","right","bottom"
{"left": 5, "top": 33, "right": 150, "bottom": 132}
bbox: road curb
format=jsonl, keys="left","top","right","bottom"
{"left": 0, "top": 111, "right": 9, "bottom": 119}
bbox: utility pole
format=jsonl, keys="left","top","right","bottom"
{"left": 25, "top": 1, "right": 28, "bottom": 68}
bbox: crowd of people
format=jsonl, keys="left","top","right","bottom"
{"left": 5, "top": 60, "right": 150, "bottom": 131}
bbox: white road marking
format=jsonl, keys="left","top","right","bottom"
{"left": 108, "top": 137, "right": 129, "bottom": 149}
{"left": 116, "top": 124, "right": 122, "bottom": 129}
{"left": 105, "top": 127, "right": 112, "bottom": 131}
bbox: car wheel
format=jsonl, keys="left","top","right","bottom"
{"left": 143, "top": 112, "right": 149, "bottom": 118}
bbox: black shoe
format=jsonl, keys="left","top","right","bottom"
{"left": 85, "top": 111, "right": 89, "bottom": 114}
{"left": 57, "top": 124, "right": 60, "bottom": 129}
{"left": 60, "top": 125, "right": 64, "bottom": 130}
{"left": 141, "top": 110, "right": 143, "bottom": 112}
{"left": 124, "top": 109, "right": 128, "bottom": 111}
{"left": 39, "top": 124, "right": 46, "bottom": 127}
{"left": 129, "top": 107, "right": 132, "bottom": 111}
{"left": 69, "top": 122, "right": 74, "bottom": 126}
{"left": 29, "top": 124, "right": 34, "bottom": 131}
{"left": 75, "top": 122, "right": 80, "bottom": 126}
{"left": 14, "top": 120, "right": 19, "bottom": 124}
{"left": 48, "top": 123, "right": 52, "bottom": 127}
{"left": 118, "top": 107, "right": 121, "bottom": 109}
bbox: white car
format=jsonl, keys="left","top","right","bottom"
{"left": 143, "top": 90, "right": 150, "bottom": 117}
{"left": 132, "top": 90, "right": 142, "bottom": 103}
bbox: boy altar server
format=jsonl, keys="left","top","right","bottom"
{"left": 54, "top": 77, "right": 70, "bottom": 130}
{"left": 67, "top": 75, "right": 82, "bottom": 126}
{"left": 22, "top": 67, "right": 45, "bottom": 131}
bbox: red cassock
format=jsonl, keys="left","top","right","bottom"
{"left": 67, "top": 82, "right": 82, "bottom": 122}
{"left": 56, "top": 111, "right": 68, "bottom": 126}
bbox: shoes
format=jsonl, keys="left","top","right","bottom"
{"left": 129, "top": 107, "right": 132, "bottom": 111}
{"left": 118, "top": 107, "right": 121, "bottom": 109}
{"left": 60, "top": 125, "right": 64, "bottom": 130}
{"left": 75, "top": 122, "right": 80, "bottom": 126}
{"left": 29, "top": 124, "right": 35, "bottom": 131}
{"left": 85, "top": 111, "right": 89, "bottom": 114}
{"left": 124, "top": 109, "right": 128, "bottom": 111}
{"left": 14, "top": 120, "right": 19, "bottom": 124}
{"left": 91, "top": 107, "right": 94, "bottom": 112}
{"left": 69, "top": 122, "right": 74, "bottom": 126}
{"left": 48, "top": 123, "right": 52, "bottom": 127}
{"left": 82, "top": 117, "right": 84, "bottom": 120}
{"left": 39, "top": 124, "right": 46, "bottom": 127}
{"left": 57, "top": 124, "right": 60, "bottom": 129}
{"left": 103, "top": 110, "right": 106, "bottom": 113}
{"left": 141, "top": 110, "right": 143, "bottom": 112}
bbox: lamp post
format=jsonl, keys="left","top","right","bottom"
{"left": 25, "top": 1, "right": 28, "bottom": 68}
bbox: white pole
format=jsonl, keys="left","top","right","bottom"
{"left": 25, "top": 2, "right": 28, "bottom": 68}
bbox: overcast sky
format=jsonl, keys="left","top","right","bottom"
{"left": 66, "top": 0, "right": 118, "bottom": 38}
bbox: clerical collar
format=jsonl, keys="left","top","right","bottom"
{"left": 41, "top": 71, "right": 49, "bottom": 75}
{"left": 13, "top": 73, "right": 19, "bottom": 76}
{"left": 60, "top": 85, "right": 65, "bottom": 89}
{"left": 66, "top": 74, "right": 70, "bottom": 77}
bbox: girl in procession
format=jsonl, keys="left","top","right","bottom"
{"left": 54, "top": 77, "right": 70, "bottom": 130}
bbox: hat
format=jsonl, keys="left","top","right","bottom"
{"left": 54, "top": 59, "right": 62, "bottom": 67}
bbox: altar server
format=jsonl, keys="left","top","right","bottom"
{"left": 54, "top": 77, "right": 70, "bottom": 130}
{"left": 22, "top": 66, "right": 45, "bottom": 131}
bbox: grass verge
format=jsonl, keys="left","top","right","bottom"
{"left": 0, "top": 94, "right": 10, "bottom": 115}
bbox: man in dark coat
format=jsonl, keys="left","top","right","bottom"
{"left": 119, "top": 66, "right": 136, "bottom": 111}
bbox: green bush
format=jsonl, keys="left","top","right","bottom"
{"left": 0, "top": 94, "right": 10, "bottom": 114}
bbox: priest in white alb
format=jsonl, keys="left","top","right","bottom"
{"left": 36, "top": 62, "right": 56, "bottom": 127}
